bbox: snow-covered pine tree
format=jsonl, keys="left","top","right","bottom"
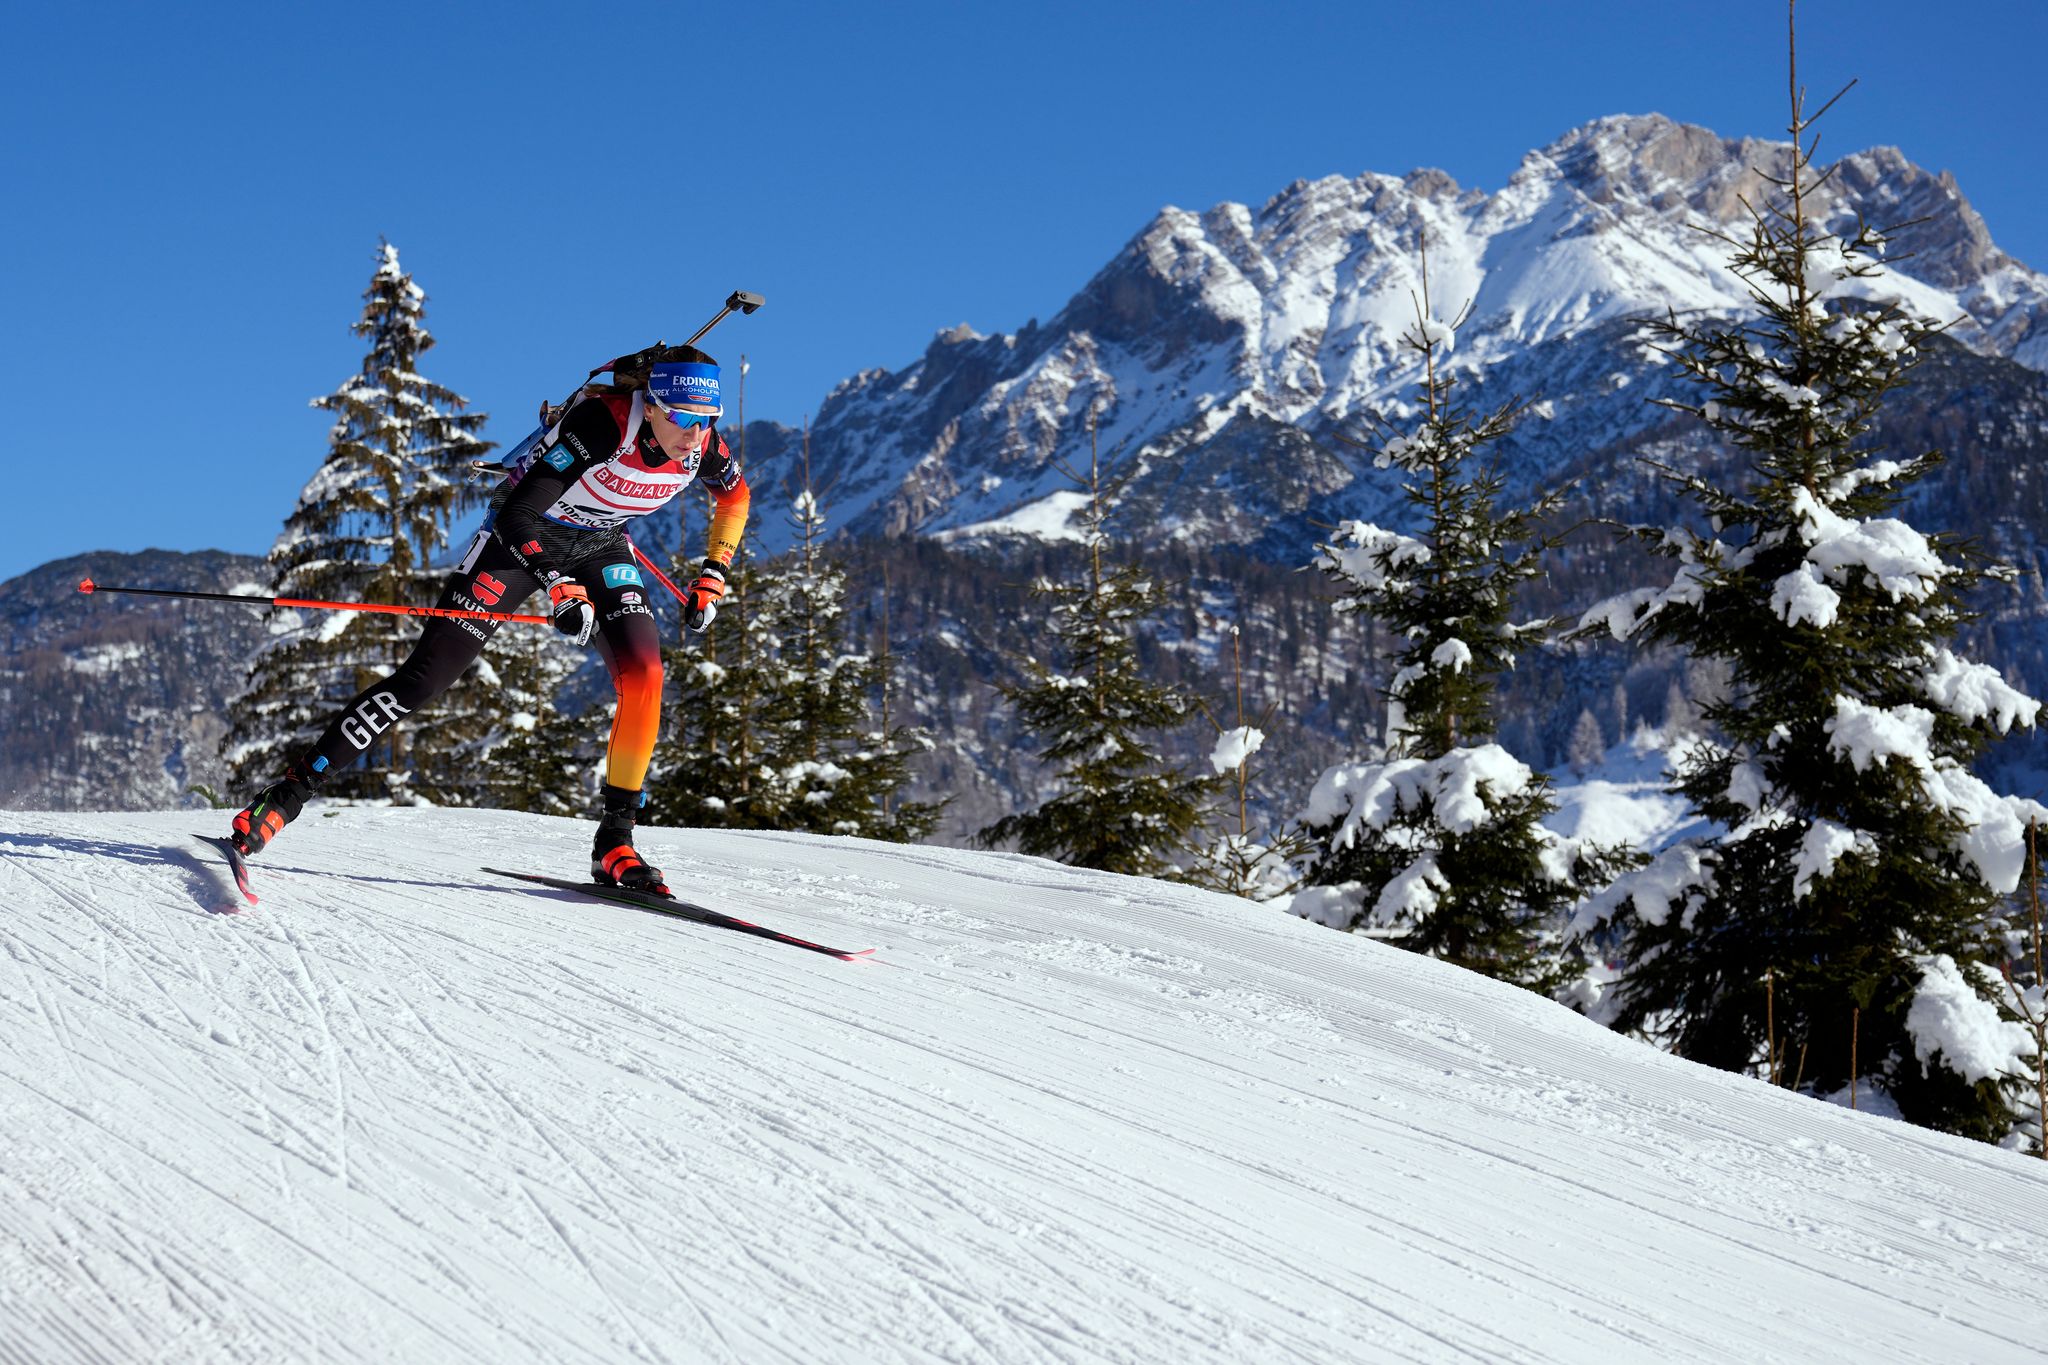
{"left": 1288, "top": 269, "right": 1626, "bottom": 993}
{"left": 977, "top": 420, "right": 1216, "bottom": 877}
{"left": 416, "top": 626, "right": 597, "bottom": 814}
{"left": 225, "top": 242, "right": 492, "bottom": 801}
{"left": 1181, "top": 623, "right": 1305, "bottom": 901}
{"left": 1573, "top": 43, "right": 2045, "bottom": 1140}
{"left": 646, "top": 553, "right": 778, "bottom": 829}
{"left": 648, "top": 476, "right": 940, "bottom": 839}
{"left": 750, "top": 480, "right": 943, "bottom": 841}
{"left": 1566, "top": 709, "right": 1608, "bottom": 777}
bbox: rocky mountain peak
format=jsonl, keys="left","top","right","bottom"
{"left": 782, "top": 115, "right": 2048, "bottom": 556}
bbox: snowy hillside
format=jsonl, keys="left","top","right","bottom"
{"left": 5, "top": 809, "right": 2047, "bottom": 1363}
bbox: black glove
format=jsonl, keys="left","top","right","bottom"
{"left": 548, "top": 579, "right": 596, "bottom": 645}
{"left": 683, "top": 562, "right": 728, "bottom": 633}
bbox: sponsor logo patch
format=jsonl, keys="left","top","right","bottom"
{"left": 472, "top": 571, "right": 506, "bottom": 606}
{"left": 544, "top": 448, "right": 574, "bottom": 472}
{"left": 619, "top": 591, "right": 643, "bottom": 605}
{"left": 592, "top": 466, "right": 679, "bottom": 500}
{"left": 602, "top": 563, "right": 644, "bottom": 589}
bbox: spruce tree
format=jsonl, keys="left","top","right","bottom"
{"left": 646, "top": 553, "right": 779, "bottom": 829}
{"left": 416, "top": 626, "right": 597, "bottom": 814}
{"left": 1289, "top": 273, "right": 1625, "bottom": 993}
{"left": 978, "top": 423, "right": 1216, "bottom": 876}
{"left": 648, "top": 487, "right": 941, "bottom": 840}
{"left": 1574, "top": 42, "right": 2044, "bottom": 1139}
{"left": 225, "top": 241, "right": 492, "bottom": 800}
{"left": 1566, "top": 709, "right": 1608, "bottom": 777}
{"left": 750, "top": 485, "right": 943, "bottom": 840}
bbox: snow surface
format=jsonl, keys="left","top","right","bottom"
{"left": 5, "top": 809, "right": 2048, "bottom": 1363}
{"left": 1544, "top": 730, "right": 1699, "bottom": 852}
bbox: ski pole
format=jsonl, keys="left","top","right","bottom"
{"left": 77, "top": 578, "right": 551, "bottom": 625}
{"left": 626, "top": 542, "right": 690, "bottom": 607}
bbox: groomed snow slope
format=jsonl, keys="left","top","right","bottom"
{"left": 3, "top": 810, "right": 2046, "bottom": 1364}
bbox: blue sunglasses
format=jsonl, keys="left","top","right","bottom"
{"left": 648, "top": 393, "right": 715, "bottom": 429}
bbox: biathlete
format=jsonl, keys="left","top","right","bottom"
{"left": 227, "top": 343, "right": 748, "bottom": 896}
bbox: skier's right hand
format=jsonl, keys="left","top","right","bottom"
{"left": 548, "top": 580, "right": 596, "bottom": 646}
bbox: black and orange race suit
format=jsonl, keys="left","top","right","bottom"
{"left": 298, "top": 392, "right": 750, "bottom": 794}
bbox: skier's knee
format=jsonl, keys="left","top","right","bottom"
{"left": 611, "top": 650, "right": 662, "bottom": 706}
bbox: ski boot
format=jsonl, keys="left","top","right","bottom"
{"left": 592, "top": 783, "right": 669, "bottom": 896}
{"left": 230, "top": 760, "right": 322, "bottom": 856}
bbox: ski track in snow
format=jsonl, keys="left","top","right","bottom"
{"left": 2, "top": 810, "right": 2047, "bottom": 1364}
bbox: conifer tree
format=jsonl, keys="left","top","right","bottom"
{"left": 415, "top": 627, "right": 597, "bottom": 814}
{"left": 225, "top": 242, "right": 492, "bottom": 800}
{"left": 978, "top": 421, "right": 1216, "bottom": 876}
{"left": 1566, "top": 709, "right": 1608, "bottom": 777}
{"left": 1288, "top": 264, "right": 1627, "bottom": 993}
{"left": 647, "top": 476, "right": 940, "bottom": 840}
{"left": 751, "top": 482, "right": 943, "bottom": 840}
{"left": 646, "top": 554, "right": 780, "bottom": 828}
{"left": 1574, "top": 23, "right": 2045, "bottom": 1139}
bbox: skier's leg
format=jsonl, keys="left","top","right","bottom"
{"left": 231, "top": 613, "right": 494, "bottom": 854}
{"left": 583, "top": 559, "right": 667, "bottom": 892}
{"left": 232, "top": 535, "right": 539, "bottom": 853}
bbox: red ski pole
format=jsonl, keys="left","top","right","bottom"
{"left": 77, "top": 577, "right": 551, "bottom": 626}
{"left": 627, "top": 541, "right": 690, "bottom": 605}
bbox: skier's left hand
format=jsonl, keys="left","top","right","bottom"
{"left": 683, "top": 562, "right": 728, "bottom": 633}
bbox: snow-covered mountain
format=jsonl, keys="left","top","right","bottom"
{"left": 5, "top": 808, "right": 2047, "bottom": 1362}
{"left": 762, "top": 114, "right": 2048, "bottom": 555}
{"left": 13, "top": 115, "right": 2045, "bottom": 823}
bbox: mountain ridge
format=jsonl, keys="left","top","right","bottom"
{"left": 744, "top": 112, "right": 2046, "bottom": 558}
{"left": 10, "top": 114, "right": 2044, "bottom": 824}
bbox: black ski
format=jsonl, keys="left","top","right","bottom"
{"left": 482, "top": 868, "right": 875, "bottom": 962}
{"left": 195, "top": 834, "right": 258, "bottom": 906}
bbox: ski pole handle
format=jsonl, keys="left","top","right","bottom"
{"left": 78, "top": 578, "right": 551, "bottom": 625}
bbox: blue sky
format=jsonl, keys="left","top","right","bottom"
{"left": 5, "top": 0, "right": 2044, "bottom": 584}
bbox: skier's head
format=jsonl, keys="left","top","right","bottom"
{"left": 646, "top": 344, "right": 720, "bottom": 431}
